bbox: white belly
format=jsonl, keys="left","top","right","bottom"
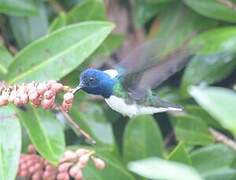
{"left": 105, "top": 95, "right": 181, "bottom": 118}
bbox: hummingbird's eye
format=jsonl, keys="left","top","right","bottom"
{"left": 89, "top": 77, "right": 94, "bottom": 82}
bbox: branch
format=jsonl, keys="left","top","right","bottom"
{"left": 217, "top": 0, "right": 236, "bottom": 11}
{"left": 209, "top": 128, "right": 236, "bottom": 150}
{"left": 48, "top": 0, "right": 64, "bottom": 14}
{"left": 59, "top": 108, "right": 96, "bottom": 145}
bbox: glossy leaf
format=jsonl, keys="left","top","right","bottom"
{"left": 175, "top": 115, "right": 213, "bottom": 145}
{"left": 6, "top": 21, "right": 114, "bottom": 83}
{"left": 9, "top": 2, "right": 48, "bottom": 48}
{"left": 184, "top": 0, "right": 236, "bottom": 22}
{"left": 168, "top": 142, "right": 192, "bottom": 165}
{"left": 185, "top": 105, "right": 222, "bottom": 129}
{"left": 158, "top": 1, "right": 217, "bottom": 50}
{"left": 190, "top": 144, "right": 236, "bottom": 180}
{"left": 202, "top": 169, "right": 236, "bottom": 180}
{"left": 49, "top": 0, "right": 106, "bottom": 32}
{"left": 67, "top": 0, "right": 106, "bottom": 24}
{"left": 133, "top": 0, "right": 166, "bottom": 26}
{"left": 128, "top": 157, "right": 202, "bottom": 180}
{"left": 123, "top": 115, "right": 164, "bottom": 163}
{"left": 84, "top": 149, "right": 135, "bottom": 180}
{"left": 0, "top": 0, "right": 36, "bottom": 16}
{"left": 16, "top": 106, "right": 65, "bottom": 165}
{"left": 0, "top": 43, "right": 13, "bottom": 76}
{"left": 190, "top": 86, "right": 236, "bottom": 136}
{"left": 182, "top": 27, "right": 236, "bottom": 95}
{"left": 92, "top": 34, "right": 123, "bottom": 58}
{"left": 0, "top": 106, "right": 21, "bottom": 180}
{"left": 182, "top": 53, "right": 236, "bottom": 95}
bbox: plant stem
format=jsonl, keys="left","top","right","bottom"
{"left": 209, "top": 128, "right": 236, "bottom": 150}
{"left": 217, "top": 0, "right": 236, "bottom": 11}
{"left": 49, "top": 0, "right": 64, "bottom": 14}
{"left": 59, "top": 108, "right": 96, "bottom": 145}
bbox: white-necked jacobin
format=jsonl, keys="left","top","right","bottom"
{"left": 73, "top": 38, "right": 193, "bottom": 118}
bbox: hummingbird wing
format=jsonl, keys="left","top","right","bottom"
{"left": 116, "top": 36, "right": 196, "bottom": 102}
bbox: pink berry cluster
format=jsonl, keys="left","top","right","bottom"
{"left": 17, "top": 145, "right": 57, "bottom": 180}
{"left": 17, "top": 145, "right": 106, "bottom": 180}
{"left": 0, "top": 81, "right": 75, "bottom": 112}
{"left": 57, "top": 148, "right": 106, "bottom": 180}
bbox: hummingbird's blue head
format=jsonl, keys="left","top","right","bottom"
{"left": 77, "top": 68, "right": 115, "bottom": 98}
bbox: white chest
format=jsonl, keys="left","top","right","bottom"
{"left": 105, "top": 95, "right": 170, "bottom": 118}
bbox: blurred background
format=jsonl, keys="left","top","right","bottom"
{"left": 1, "top": 0, "right": 236, "bottom": 180}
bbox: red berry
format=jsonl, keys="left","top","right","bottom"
{"left": 51, "top": 83, "right": 63, "bottom": 92}
{"left": 20, "top": 93, "right": 29, "bottom": 104}
{"left": 44, "top": 90, "right": 55, "bottom": 99}
{"left": 14, "top": 97, "right": 22, "bottom": 106}
{"left": 58, "top": 162, "right": 72, "bottom": 172}
{"left": 92, "top": 157, "right": 106, "bottom": 169}
{"left": 57, "top": 172, "right": 70, "bottom": 180}
{"left": 29, "top": 91, "right": 38, "bottom": 101}
{"left": 41, "top": 99, "right": 54, "bottom": 109}
{"left": 37, "top": 83, "right": 47, "bottom": 95}
{"left": 63, "top": 150, "right": 77, "bottom": 161}
{"left": 0, "top": 95, "right": 8, "bottom": 106}
{"left": 63, "top": 92, "right": 74, "bottom": 104}
{"left": 69, "top": 165, "right": 80, "bottom": 177}
{"left": 31, "top": 99, "right": 41, "bottom": 107}
{"left": 75, "top": 169, "right": 83, "bottom": 180}
{"left": 79, "top": 154, "right": 90, "bottom": 168}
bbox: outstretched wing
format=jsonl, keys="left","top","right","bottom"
{"left": 116, "top": 35, "right": 197, "bottom": 102}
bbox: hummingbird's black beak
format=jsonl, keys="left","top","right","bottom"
{"left": 72, "top": 83, "right": 82, "bottom": 94}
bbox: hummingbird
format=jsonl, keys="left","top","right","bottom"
{"left": 73, "top": 38, "right": 193, "bottom": 118}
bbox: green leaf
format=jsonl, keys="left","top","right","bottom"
{"left": 128, "top": 157, "right": 202, "bottom": 180}
{"left": 123, "top": 115, "right": 164, "bottom": 163}
{"left": 189, "top": 86, "right": 236, "bottom": 136}
{"left": 9, "top": 2, "right": 48, "bottom": 48}
{"left": 175, "top": 115, "right": 213, "bottom": 145}
{"left": 205, "top": 169, "right": 236, "bottom": 180}
{"left": 92, "top": 34, "right": 123, "bottom": 58}
{"left": 133, "top": 0, "right": 167, "bottom": 26}
{"left": 69, "top": 103, "right": 115, "bottom": 146}
{"left": 49, "top": 0, "right": 106, "bottom": 32}
{"left": 182, "top": 53, "right": 236, "bottom": 95}
{"left": 0, "top": 43, "right": 13, "bottom": 76}
{"left": 67, "top": 0, "right": 106, "bottom": 24}
{"left": 190, "top": 144, "right": 236, "bottom": 180}
{"left": 0, "top": 106, "right": 21, "bottom": 180}
{"left": 168, "top": 142, "right": 192, "bottom": 165}
{"left": 191, "top": 26, "right": 236, "bottom": 53}
{"left": 6, "top": 21, "right": 114, "bottom": 83}
{"left": 183, "top": 0, "right": 236, "bottom": 22}
{"left": 158, "top": 1, "right": 217, "bottom": 50}
{"left": 0, "top": 0, "right": 36, "bottom": 16}
{"left": 48, "top": 12, "right": 67, "bottom": 33}
{"left": 185, "top": 105, "right": 222, "bottom": 129}
{"left": 84, "top": 149, "right": 135, "bottom": 180}
{"left": 16, "top": 106, "right": 65, "bottom": 165}
{"left": 181, "top": 27, "right": 236, "bottom": 95}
